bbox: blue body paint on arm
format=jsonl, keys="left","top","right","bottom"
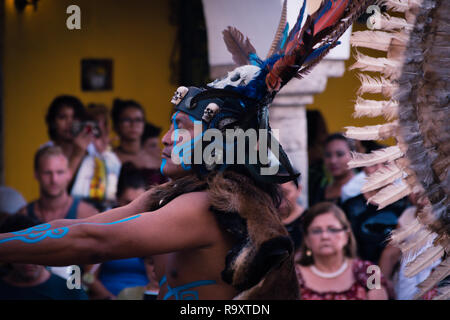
{"left": 0, "top": 215, "right": 142, "bottom": 244}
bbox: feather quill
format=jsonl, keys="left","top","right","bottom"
{"left": 357, "top": 74, "right": 398, "bottom": 98}
{"left": 348, "top": 145, "right": 403, "bottom": 168}
{"left": 353, "top": 97, "right": 399, "bottom": 120}
{"left": 367, "top": 179, "right": 411, "bottom": 209}
{"left": 401, "top": 230, "right": 437, "bottom": 261}
{"left": 377, "top": 13, "right": 413, "bottom": 31}
{"left": 267, "top": 0, "right": 288, "bottom": 58}
{"left": 345, "top": 121, "right": 398, "bottom": 141}
{"left": 361, "top": 162, "right": 404, "bottom": 192}
{"left": 389, "top": 217, "right": 422, "bottom": 245}
{"left": 222, "top": 27, "right": 257, "bottom": 66}
{"left": 351, "top": 30, "right": 407, "bottom": 52}
{"left": 350, "top": 51, "right": 402, "bottom": 78}
{"left": 404, "top": 245, "right": 445, "bottom": 278}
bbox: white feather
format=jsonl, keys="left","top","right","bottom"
{"left": 390, "top": 218, "right": 422, "bottom": 245}
{"left": 348, "top": 145, "right": 404, "bottom": 169}
{"left": 379, "top": 14, "right": 414, "bottom": 31}
{"left": 367, "top": 179, "right": 411, "bottom": 209}
{"left": 350, "top": 51, "right": 401, "bottom": 78}
{"left": 414, "top": 256, "right": 450, "bottom": 300}
{"left": 404, "top": 245, "right": 445, "bottom": 278}
{"left": 345, "top": 121, "right": 398, "bottom": 141}
{"left": 351, "top": 31, "right": 407, "bottom": 52}
{"left": 378, "top": 0, "right": 422, "bottom": 12}
{"left": 357, "top": 74, "right": 398, "bottom": 98}
{"left": 353, "top": 97, "right": 399, "bottom": 120}
{"left": 361, "top": 162, "right": 404, "bottom": 192}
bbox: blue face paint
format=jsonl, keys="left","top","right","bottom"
{"left": 0, "top": 215, "right": 141, "bottom": 244}
{"left": 162, "top": 112, "right": 205, "bottom": 174}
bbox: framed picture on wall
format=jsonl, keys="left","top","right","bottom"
{"left": 81, "top": 59, "right": 113, "bottom": 91}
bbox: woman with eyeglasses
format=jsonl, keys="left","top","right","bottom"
{"left": 295, "top": 202, "right": 388, "bottom": 300}
{"left": 111, "top": 99, "right": 166, "bottom": 188}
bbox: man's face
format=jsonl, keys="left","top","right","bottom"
{"left": 161, "top": 111, "right": 198, "bottom": 179}
{"left": 35, "top": 155, "right": 71, "bottom": 198}
{"left": 54, "top": 106, "right": 76, "bottom": 141}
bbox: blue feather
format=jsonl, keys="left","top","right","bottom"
{"left": 279, "top": 23, "right": 290, "bottom": 51}
{"left": 248, "top": 53, "right": 263, "bottom": 67}
{"left": 304, "top": 42, "right": 333, "bottom": 64}
{"left": 286, "top": 0, "right": 307, "bottom": 44}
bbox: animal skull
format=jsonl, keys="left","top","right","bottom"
{"left": 170, "top": 86, "right": 189, "bottom": 105}
{"left": 208, "top": 65, "right": 261, "bottom": 89}
{"left": 202, "top": 103, "right": 220, "bottom": 123}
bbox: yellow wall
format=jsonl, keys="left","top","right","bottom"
{"left": 3, "top": 0, "right": 177, "bottom": 201}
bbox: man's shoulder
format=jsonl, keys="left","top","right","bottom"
{"left": 77, "top": 200, "right": 99, "bottom": 218}
{"left": 168, "top": 191, "right": 211, "bottom": 211}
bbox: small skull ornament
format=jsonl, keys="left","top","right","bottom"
{"left": 170, "top": 86, "right": 189, "bottom": 105}
{"left": 202, "top": 103, "right": 220, "bottom": 123}
{"left": 208, "top": 65, "right": 261, "bottom": 89}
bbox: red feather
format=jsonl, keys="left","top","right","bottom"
{"left": 265, "top": 0, "right": 375, "bottom": 93}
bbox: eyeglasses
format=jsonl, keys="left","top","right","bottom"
{"left": 119, "top": 118, "right": 145, "bottom": 125}
{"left": 308, "top": 227, "right": 347, "bottom": 236}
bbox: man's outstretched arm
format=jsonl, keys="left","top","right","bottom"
{"left": 0, "top": 192, "right": 219, "bottom": 266}
{"left": 33, "top": 185, "right": 164, "bottom": 230}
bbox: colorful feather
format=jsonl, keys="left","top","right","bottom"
{"left": 266, "top": 0, "right": 288, "bottom": 58}
{"left": 222, "top": 26, "right": 258, "bottom": 66}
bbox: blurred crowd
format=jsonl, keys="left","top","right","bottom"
{"left": 0, "top": 97, "right": 441, "bottom": 300}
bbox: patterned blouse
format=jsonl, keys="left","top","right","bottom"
{"left": 296, "top": 259, "right": 386, "bottom": 300}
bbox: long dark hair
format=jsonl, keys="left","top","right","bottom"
{"left": 45, "top": 95, "right": 86, "bottom": 140}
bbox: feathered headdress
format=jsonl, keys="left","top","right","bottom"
{"left": 171, "top": 0, "right": 377, "bottom": 185}
{"left": 346, "top": 0, "right": 449, "bottom": 299}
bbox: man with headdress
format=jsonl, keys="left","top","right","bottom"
{"left": 0, "top": 0, "right": 374, "bottom": 299}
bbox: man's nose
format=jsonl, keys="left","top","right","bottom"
{"left": 161, "top": 129, "right": 173, "bottom": 146}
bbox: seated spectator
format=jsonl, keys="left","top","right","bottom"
{"left": 111, "top": 99, "right": 166, "bottom": 186}
{"left": 341, "top": 160, "right": 409, "bottom": 264}
{"left": 83, "top": 163, "right": 156, "bottom": 300}
{"left": 0, "top": 214, "right": 88, "bottom": 300}
{"left": 69, "top": 103, "right": 122, "bottom": 211}
{"left": 18, "top": 146, "right": 98, "bottom": 280}
{"left": 295, "top": 202, "right": 388, "bottom": 300}
{"left": 309, "top": 133, "right": 365, "bottom": 206}
{"left": 44, "top": 95, "right": 95, "bottom": 190}
{"left": 19, "top": 146, "right": 98, "bottom": 222}
{"left": 0, "top": 186, "right": 26, "bottom": 214}
{"left": 280, "top": 177, "right": 306, "bottom": 251}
